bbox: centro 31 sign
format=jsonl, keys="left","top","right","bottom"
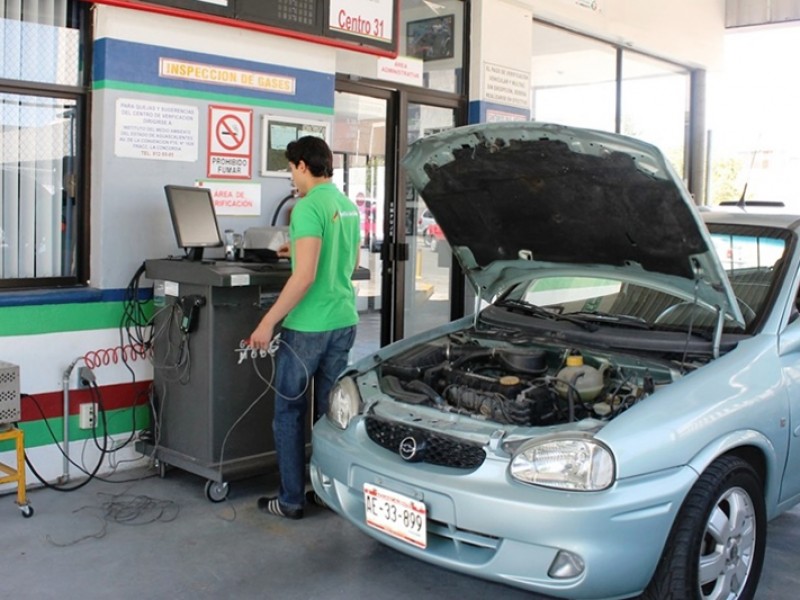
{"left": 329, "top": 0, "right": 394, "bottom": 44}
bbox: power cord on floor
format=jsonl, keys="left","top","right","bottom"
{"left": 45, "top": 488, "right": 180, "bottom": 547}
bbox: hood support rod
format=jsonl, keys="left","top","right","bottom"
{"left": 713, "top": 307, "right": 724, "bottom": 359}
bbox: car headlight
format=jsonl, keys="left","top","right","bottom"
{"left": 327, "top": 376, "right": 362, "bottom": 429}
{"left": 509, "top": 436, "right": 615, "bottom": 491}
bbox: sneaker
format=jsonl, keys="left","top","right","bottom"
{"left": 305, "top": 489, "right": 328, "bottom": 509}
{"left": 257, "top": 496, "right": 303, "bottom": 520}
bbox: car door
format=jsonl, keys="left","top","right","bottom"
{"left": 778, "top": 316, "right": 800, "bottom": 502}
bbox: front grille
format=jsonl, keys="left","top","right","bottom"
{"left": 364, "top": 416, "right": 486, "bottom": 469}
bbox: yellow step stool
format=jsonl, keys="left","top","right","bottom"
{"left": 0, "top": 426, "right": 34, "bottom": 518}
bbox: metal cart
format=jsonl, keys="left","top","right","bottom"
{"left": 136, "top": 259, "right": 291, "bottom": 502}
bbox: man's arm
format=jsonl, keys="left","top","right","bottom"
{"left": 248, "top": 236, "right": 321, "bottom": 349}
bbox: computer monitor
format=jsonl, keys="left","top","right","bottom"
{"left": 165, "top": 185, "right": 223, "bottom": 261}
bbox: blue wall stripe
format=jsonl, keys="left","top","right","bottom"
{"left": 93, "top": 38, "right": 335, "bottom": 111}
{"left": 468, "top": 100, "right": 530, "bottom": 124}
{"left": 0, "top": 287, "right": 152, "bottom": 308}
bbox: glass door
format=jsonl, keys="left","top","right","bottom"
{"left": 332, "top": 90, "right": 391, "bottom": 360}
{"left": 333, "top": 81, "right": 465, "bottom": 358}
{"left": 402, "top": 103, "right": 458, "bottom": 338}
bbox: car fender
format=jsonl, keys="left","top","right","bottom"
{"left": 684, "top": 429, "right": 782, "bottom": 518}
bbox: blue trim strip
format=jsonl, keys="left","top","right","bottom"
{"left": 0, "top": 287, "right": 152, "bottom": 308}
{"left": 468, "top": 100, "right": 530, "bottom": 124}
{"left": 93, "top": 38, "right": 334, "bottom": 110}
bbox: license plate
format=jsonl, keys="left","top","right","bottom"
{"left": 364, "top": 483, "right": 427, "bottom": 549}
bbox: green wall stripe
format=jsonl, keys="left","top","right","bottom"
{"left": 94, "top": 79, "right": 334, "bottom": 115}
{"left": 0, "top": 300, "right": 153, "bottom": 336}
{"left": 0, "top": 405, "right": 150, "bottom": 451}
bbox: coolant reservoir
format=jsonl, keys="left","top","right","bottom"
{"left": 555, "top": 352, "right": 605, "bottom": 402}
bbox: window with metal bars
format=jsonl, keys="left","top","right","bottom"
{"left": 0, "top": 0, "right": 88, "bottom": 289}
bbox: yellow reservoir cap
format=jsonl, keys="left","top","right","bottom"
{"left": 566, "top": 354, "right": 584, "bottom": 367}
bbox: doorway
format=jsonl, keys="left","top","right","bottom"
{"left": 332, "top": 81, "right": 464, "bottom": 360}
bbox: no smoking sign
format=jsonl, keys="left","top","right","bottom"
{"left": 207, "top": 105, "right": 253, "bottom": 179}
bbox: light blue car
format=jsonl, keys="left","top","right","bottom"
{"left": 310, "top": 122, "right": 800, "bottom": 600}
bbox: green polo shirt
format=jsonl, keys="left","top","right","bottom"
{"left": 282, "top": 182, "right": 360, "bottom": 332}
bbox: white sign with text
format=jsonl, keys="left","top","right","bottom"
{"left": 114, "top": 98, "right": 199, "bottom": 161}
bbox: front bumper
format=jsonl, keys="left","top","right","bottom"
{"left": 310, "top": 416, "right": 698, "bottom": 600}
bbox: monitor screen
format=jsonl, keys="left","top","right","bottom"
{"left": 165, "top": 185, "right": 223, "bottom": 261}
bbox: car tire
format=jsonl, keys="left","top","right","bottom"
{"left": 642, "top": 455, "right": 765, "bottom": 600}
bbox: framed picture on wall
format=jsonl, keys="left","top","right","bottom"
{"left": 406, "top": 14, "right": 454, "bottom": 61}
{"left": 260, "top": 115, "right": 330, "bottom": 176}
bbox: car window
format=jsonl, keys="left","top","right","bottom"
{"left": 710, "top": 233, "right": 785, "bottom": 271}
{"left": 524, "top": 277, "right": 622, "bottom": 310}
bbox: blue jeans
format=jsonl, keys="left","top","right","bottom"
{"left": 272, "top": 325, "right": 356, "bottom": 509}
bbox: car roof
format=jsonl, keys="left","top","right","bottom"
{"left": 700, "top": 208, "right": 800, "bottom": 232}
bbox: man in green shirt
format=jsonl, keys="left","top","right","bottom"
{"left": 249, "top": 136, "right": 360, "bottom": 520}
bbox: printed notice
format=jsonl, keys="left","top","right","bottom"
{"left": 483, "top": 63, "right": 531, "bottom": 110}
{"left": 198, "top": 181, "right": 261, "bottom": 216}
{"left": 115, "top": 99, "right": 199, "bottom": 161}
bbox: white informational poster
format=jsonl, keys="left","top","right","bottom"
{"left": 482, "top": 63, "right": 531, "bottom": 110}
{"left": 114, "top": 98, "right": 199, "bottom": 161}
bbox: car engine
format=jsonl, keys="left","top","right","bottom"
{"left": 378, "top": 333, "right": 677, "bottom": 427}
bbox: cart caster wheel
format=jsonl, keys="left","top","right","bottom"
{"left": 204, "top": 480, "right": 229, "bottom": 503}
{"left": 20, "top": 504, "right": 34, "bottom": 518}
{"left": 157, "top": 460, "right": 168, "bottom": 479}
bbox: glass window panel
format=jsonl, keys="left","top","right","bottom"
{"left": 403, "top": 1, "right": 464, "bottom": 94}
{"left": 1, "top": 2, "right": 85, "bottom": 287}
{"left": 1, "top": 93, "right": 79, "bottom": 279}
{"left": 621, "top": 52, "right": 690, "bottom": 178}
{"left": 531, "top": 22, "right": 616, "bottom": 131}
{"left": 1, "top": 2, "right": 82, "bottom": 86}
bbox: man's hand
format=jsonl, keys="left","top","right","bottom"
{"left": 249, "top": 319, "right": 275, "bottom": 350}
{"left": 276, "top": 242, "right": 291, "bottom": 258}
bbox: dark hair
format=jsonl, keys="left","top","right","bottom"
{"left": 285, "top": 136, "right": 334, "bottom": 177}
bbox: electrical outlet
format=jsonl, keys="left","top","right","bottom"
{"left": 79, "top": 403, "right": 98, "bottom": 429}
{"left": 77, "top": 366, "right": 95, "bottom": 389}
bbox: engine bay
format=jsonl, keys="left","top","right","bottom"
{"left": 378, "top": 332, "right": 681, "bottom": 427}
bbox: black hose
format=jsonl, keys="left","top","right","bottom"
{"left": 271, "top": 193, "right": 296, "bottom": 226}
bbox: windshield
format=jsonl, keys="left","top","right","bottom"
{"left": 508, "top": 226, "right": 789, "bottom": 334}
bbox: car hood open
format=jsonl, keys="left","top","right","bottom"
{"left": 402, "top": 122, "right": 744, "bottom": 327}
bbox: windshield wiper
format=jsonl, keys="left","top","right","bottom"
{"left": 568, "top": 311, "right": 651, "bottom": 329}
{"left": 497, "top": 299, "right": 598, "bottom": 331}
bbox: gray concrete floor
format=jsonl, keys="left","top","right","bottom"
{"left": 4, "top": 465, "right": 799, "bottom": 600}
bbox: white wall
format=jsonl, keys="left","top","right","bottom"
{"left": 90, "top": 6, "right": 336, "bottom": 290}
{"left": 531, "top": 0, "right": 727, "bottom": 69}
